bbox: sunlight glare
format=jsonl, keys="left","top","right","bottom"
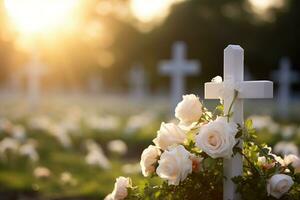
{"left": 4, "top": 0, "right": 79, "bottom": 34}
{"left": 248, "top": 0, "right": 283, "bottom": 12}
{"left": 130, "top": 0, "right": 183, "bottom": 23}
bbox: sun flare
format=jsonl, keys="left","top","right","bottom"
{"left": 130, "top": 0, "right": 183, "bottom": 23}
{"left": 4, "top": 0, "right": 79, "bottom": 35}
{"left": 248, "top": 0, "right": 284, "bottom": 12}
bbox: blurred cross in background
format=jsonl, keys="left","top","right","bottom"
{"left": 8, "top": 71, "right": 22, "bottom": 97}
{"left": 159, "top": 41, "right": 201, "bottom": 114}
{"left": 244, "top": 66, "right": 253, "bottom": 81}
{"left": 129, "top": 63, "right": 147, "bottom": 100}
{"left": 87, "top": 75, "right": 102, "bottom": 95}
{"left": 26, "top": 52, "right": 47, "bottom": 111}
{"left": 272, "top": 57, "right": 300, "bottom": 118}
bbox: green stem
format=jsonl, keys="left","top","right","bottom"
{"left": 239, "top": 151, "right": 261, "bottom": 176}
{"left": 227, "top": 90, "right": 239, "bottom": 122}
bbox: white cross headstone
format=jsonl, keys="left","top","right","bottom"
{"left": 88, "top": 75, "right": 102, "bottom": 95}
{"left": 129, "top": 63, "right": 147, "bottom": 99}
{"left": 159, "top": 41, "right": 200, "bottom": 113}
{"left": 271, "top": 57, "right": 300, "bottom": 118}
{"left": 204, "top": 45, "right": 273, "bottom": 200}
{"left": 26, "top": 53, "right": 46, "bottom": 111}
{"left": 9, "top": 72, "right": 22, "bottom": 96}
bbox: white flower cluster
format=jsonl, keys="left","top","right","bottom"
{"left": 139, "top": 94, "right": 238, "bottom": 186}
{"left": 85, "top": 139, "right": 111, "bottom": 170}
{"left": 0, "top": 137, "right": 39, "bottom": 162}
{"left": 257, "top": 149, "right": 299, "bottom": 198}
{"left": 107, "top": 94, "right": 299, "bottom": 200}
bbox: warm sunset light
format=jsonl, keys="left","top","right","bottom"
{"left": 0, "top": 1, "right": 299, "bottom": 199}
{"left": 4, "top": 0, "right": 79, "bottom": 34}
{"left": 248, "top": 0, "right": 283, "bottom": 13}
{"left": 130, "top": 0, "right": 183, "bottom": 23}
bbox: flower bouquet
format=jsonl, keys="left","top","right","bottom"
{"left": 105, "top": 94, "right": 300, "bottom": 200}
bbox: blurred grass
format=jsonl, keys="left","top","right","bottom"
{"left": 0, "top": 94, "right": 299, "bottom": 198}
{"left": 0, "top": 95, "right": 167, "bottom": 199}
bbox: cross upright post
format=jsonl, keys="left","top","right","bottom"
{"left": 130, "top": 63, "right": 147, "bottom": 99}
{"left": 27, "top": 52, "right": 46, "bottom": 111}
{"left": 159, "top": 41, "right": 200, "bottom": 113}
{"left": 204, "top": 45, "right": 273, "bottom": 200}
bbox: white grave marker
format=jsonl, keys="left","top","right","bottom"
{"left": 204, "top": 45, "right": 273, "bottom": 200}
{"left": 129, "top": 63, "right": 147, "bottom": 99}
{"left": 159, "top": 41, "right": 200, "bottom": 112}
{"left": 26, "top": 53, "right": 46, "bottom": 110}
{"left": 9, "top": 72, "right": 22, "bottom": 95}
{"left": 88, "top": 76, "right": 102, "bottom": 94}
{"left": 271, "top": 57, "right": 300, "bottom": 117}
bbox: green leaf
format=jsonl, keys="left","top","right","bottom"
{"left": 216, "top": 104, "right": 224, "bottom": 112}
{"left": 245, "top": 119, "right": 253, "bottom": 130}
{"left": 203, "top": 157, "right": 217, "bottom": 169}
{"left": 235, "top": 129, "right": 243, "bottom": 138}
{"left": 233, "top": 146, "right": 242, "bottom": 155}
{"left": 259, "top": 148, "right": 270, "bottom": 157}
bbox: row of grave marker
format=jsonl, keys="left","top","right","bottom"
{"left": 4, "top": 42, "right": 300, "bottom": 118}
{"left": 133, "top": 42, "right": 299, "bottom": 118}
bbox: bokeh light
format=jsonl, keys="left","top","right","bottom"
{"left": 248, "top": 0, "right": 284, "bottom": 14}
{"left": 129, "top": 0, "right": 184, "bottom": 31}
{"left": 4, "top": 0, "right": 79, "bottom": 35}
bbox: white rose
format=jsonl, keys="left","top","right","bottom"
{"left": 111, "top": 176, "right": 132, "bottom": 200}
{"left": 195, "top": 117, "right": 238, "bottom": 159}
{"left": 156, "top": 145, "right": 192, "bottom": 186}
{"left": 140, "top": 145, "right": 161, "bottom": 177}
{"left": 175, "top": 94, "right": 203, "bottom": 127}
{"left": 267, "top": 174, "right": 294, "bottom": 199}
{"left": 284, "top": 154, "right": 300, "bottom": 173}
{"left": 153, "top": 122, "right": 186, "bottom": 150}
{"left": 104, "top": 193, "right": 113, "bottom": 200}
{"left": 211, "top": 76, "right": 223, "bottom": 83}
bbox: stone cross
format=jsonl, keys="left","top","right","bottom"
{"left": 204, "top": 45, "right": 273, "bottom": 200}
{"left": 26, "top": 53, "right": 46, "bottom": 111}
{"left": 129, "top": 63, "right": 147, "bottom": 99}
{"left": 159, "top": 41, "right": 200, "bottom": 113}
{"left": 271, "top": 57, "right": 300, "bottom": 118}
{"left": 88, "top": 75, "right": 102, "bottom": 95}
{"left": 9, "top": 72, "right": 22, "bottom": 95}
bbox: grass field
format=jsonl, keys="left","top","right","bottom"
{"left": 0, "top": 94, "right": 299, "bottom": 199}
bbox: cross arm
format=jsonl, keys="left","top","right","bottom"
{"left": 158, "top": 62, "right": 172, "bottom": 75}
{"left": 205, "top": 81, "right": 273, "bottom": 99}
{"left": 185, "top": 61, "right": 201, "bottom": 74}
{"left": 158, "top": 61, "right": 200, "bottom": 75}
{"left": 272, "top": 71, "right": 300, "bottom": 82}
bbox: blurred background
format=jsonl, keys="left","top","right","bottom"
{"left": 0, "top": 0, "right": 299, "bottom": 199}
